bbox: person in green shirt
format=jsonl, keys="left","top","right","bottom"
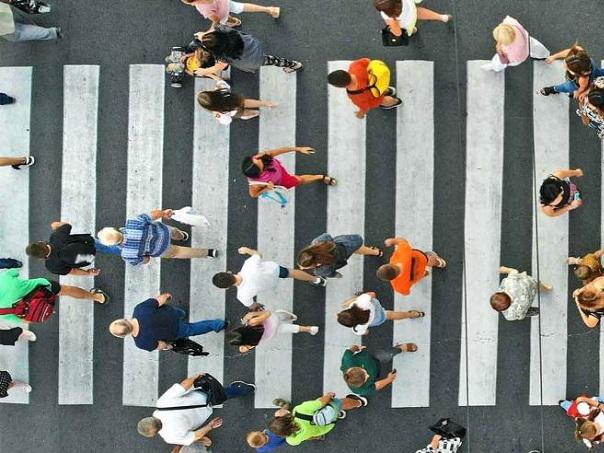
{"left": 268, "top": 392, "right": 367, "bottom": 446}
{"left": 340, "top": 343, "right": 417, "bottom": 396}
{"left": 0, "top": 269, "right": 108, "bottom": 323}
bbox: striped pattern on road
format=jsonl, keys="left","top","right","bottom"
{"left": 58, "top": 65, "right": 100, "bottom": 405}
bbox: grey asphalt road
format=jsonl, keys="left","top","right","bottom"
{"left": 0, "top": 0, "right": 602, "bottom": 452}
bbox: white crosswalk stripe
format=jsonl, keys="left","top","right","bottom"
{"left": 2, "top": 60, "right": 589, "bottom": 408}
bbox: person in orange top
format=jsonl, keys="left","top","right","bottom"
{"left": 377, "top": 237, "right": 446, "bottom": 295}
{"left": 327, "top": 58, "right": 402, "bottom": 119}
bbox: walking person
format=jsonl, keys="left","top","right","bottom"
{"left": 377, "top": 237, "right": 446, "bottom": 295}
{"left": 539, "top": 169, "right": 583, "bottom": 217}
{"left": 26, "top": 221, "right": 104, "bottom": 276}
{"left": 242, "top": 146, "right": 336, "bottom": 199}
{"left": 576, "top": 77, "right": 604, "bottom": 139}
{"left": 340, "top": 343, "right": 416, "bottom": 396}
{"left": 568, "top": 248, "right": 604, "bottom": 285}
{"left": 0, "top": 155, "right": 34, "bottom": 169}
{"left": 337, "top": 292, "right": 424, "bottom": 335}
{"left": 109, "top": 293, "right": 226, "bottom": 352}
{"left": 573, "top": 276, "right": 604, "bottom": 328}
{"left": 97, "top": 208, "right": 217, "bottom": 266}
{"left": 246, "top": 399, "right": 290, "bottom": 452}
{"left": 415, "top": 435, "right": 463, "bottom": 453}
{"left": 576, "top": 414, "right": 604, "bottom": 449}
{"left": 297, "top": 233, "right": 381, "bottom": 279}
{"left": 268, "top": 392, "right": 367, "bottom": 446}
{"left": 0, "top": 1, "right": 60, "bottom": 41}
{"left": 196, "top": 76, "right": 276, "bottom": 125}
{"left": 137, "top": 372, "right": 255, "bottom": 446}
{"left": 538, "top": 44, "right": 604, "bottom": 99}
{"left": 195, "top": 25, "right": 302, "bottom": 74}
{"left": 0, "top": 325, "right": 36, "bottom": 345}
{"left": 481, "top": 16, "right": 549, "bottom": 72}
{"left": 227, "top": 309, "right": 318, "bottom": 354}
{"left": 490, "top": 266, "right": 552, "bottom": 321}
{"left": 373, "top": 0, "right": 452, "bottom": 38}
{"left": 181, "top": 0, "right": 279, "bottom": 27}
{"left": 212, "top": 246, "right": 326, "bottom": 309}
{"left": 0, "top": 268, "right": 107, "bottom": 324}
{"left": 0, "top": 369, "right": 31, "bottom": 398}
{"left": 327, "top": 58, "right": 401, "bottom": 119}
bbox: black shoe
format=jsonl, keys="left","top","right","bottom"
{"left": 208, "top": 249, "right": 218, "bottom": 258}
{"left": 229, "top": 380, "right": 256, "bottom": 391}
{"left": 538, "top": 86, "right": 556, "bottom": 96}
{"left": 309, "top": 277, "right": 327, "bottom": 287}
{"left": 384, "top": 86, "right": 397, "bottom": 97}
{"left": 11, "top": 156, "right": 35, "bottom": 170}
{"left": 55, "top": 27, "right": 63, "bottom": 40}
{"left": 222, "top": 320, "right": 230, "bottom": 330}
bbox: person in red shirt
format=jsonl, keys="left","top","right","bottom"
{"left": 376, "top": 237, "right": 446, "bottom": 295}
{"left": 327, "top": 58, "right": 402, "bottom": 119}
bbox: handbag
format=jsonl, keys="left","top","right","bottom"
{"left": 171, "top": 338, "right": 209, "bottom": 356}
{"left": 193, "top": 373, "right": 228, "bottom": 406}
{"left": 381, "top": 26, "right": 409, "bottom": 47}
{"left": 0, "top": 286, "right": 56, "bottom": 323}
{"left": 248, "top": 182, "right": 289, "bottom": 208}
{"left": 429, "top": 418, "right": 467, "bottom": 439}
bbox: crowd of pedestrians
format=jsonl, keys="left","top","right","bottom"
{"left": 2, "top": 0, "right": 604, "bottom": 452}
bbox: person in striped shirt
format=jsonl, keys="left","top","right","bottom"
{"left": 97, "top": 209, "right": 217, "bottom": 266}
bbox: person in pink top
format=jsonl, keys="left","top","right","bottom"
{"left": 482, "top": 16, "right": 549, "bottom": 72}
{"left": 241, "top": 146, "right": 337, "bottom": 199}
{"left": 181, "top": 0, "right": 279, "bottom": 27}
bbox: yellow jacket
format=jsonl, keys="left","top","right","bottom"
{"left": 0, "top": 4, "right": 15, "bottom": 36}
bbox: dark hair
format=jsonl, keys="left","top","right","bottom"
{"left": 376, "top": 264, "right": 400, "bottom": 281}
{"left": 337, "top": 305, "right": 370, "bottom": 328}
{"left": 268, "top": 415, "right": 300, "bottom": 438}
{"left": 297, "top": 241, "right": 337, "bottom": 268}
{"left": 565, "top": 45, "right": 592, "bottom": 76}
{"left": 327, "top": 70, "right": 352, "bottom": 88}
{"left": 25, "top": 241, "right": 49, "bottom": 259}
{"left": 539, "top": 177, "right": 564, "bottom": 205}
{"left": 241, "top": 154, "right": 273, "bottom": 178}
{"left": 212, "top": 272, "right": 237, "bottom": 288}
{"left": 588, "top": 86, "right": 604, "bottom": 110}
{"left": 575, "top": 265, "right": 597, "bottom": 283}
{"left": 578, "top": 290, "right": 599, "bottom": 307}
{"left": 373, "top": 0, "right": 402, "bottom": 17}
{"left": 226, "top": 325, "right": 265, "bottom": 347}
{"left": 196, "top": 89, "right": 244, "bottom": 113}
{"left": 201, "top": 28, "right": 244, "bottom": 60}
{"left": 489, "top": 292, "right": 512, "bottom": 312}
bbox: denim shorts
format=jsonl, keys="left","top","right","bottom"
{"left": 335, "top": 234, "right": 364, "bottom": 257}
{"left": 368, "top": 298, "right": 388, "bottom": 327}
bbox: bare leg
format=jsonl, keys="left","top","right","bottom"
{"left": 288, "top": 268, "right": 319, "bottom": 283}
{"left": 0, "top": 156, "right": 27, "bottom": 167}
{"left": 296, "top": 174, "right": 324, "bottom": 185}
{"left": 243, "top": 99, "right": 276, "bottom": 108}
{"left": 298, "top": 325, "right": 315, "bottom": 333}
{"left": 162, "top": 245, "right": 209, "bottom": 259}
{"left": 18, "top": 330, "right": 36, "bottom": 342}
{"left": 354, "top": 245, "right": 380, "bottom": 256}
{"left": 59, "top": 285, "right": 103, "bottom": 302}
{"left": 242, "top": 3, "right": 279, "bottom": 17}
{"left": 169, "top": 228, "right": 186, "bottom": 241}
{"left": 386, "top": 310, "right": 421, "bottom": 320}
{"left": 499, "top": 266, "right": 517, "bottom": 274}
{"left": 380, "top": 96, "right": 400, "bottom": 107}
{"left": 8, "top": 380, "right": 31, "bottom": 393}
{"left": 342, "top": 397, "right": 363, "bottom": 411}
{"left": 417, "top": 7, "right": 451, "bottom": 22}
{"left": 240, "top": 109, "right": 260, "bottom": 120}
{"left": 539, "top": 281, "right": 553, "bottom": 291}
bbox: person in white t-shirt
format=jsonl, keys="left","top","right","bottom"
{"left": 137, "top": 373, "right": 255, "bottom": 447}
{"left": 212, "top": 246, "right": 326, "bottom": 309}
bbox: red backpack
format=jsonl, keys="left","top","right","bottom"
{"left": 0, "top": 287, "right": 57, "bottom": 323}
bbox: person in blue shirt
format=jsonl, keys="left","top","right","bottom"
{"left": 108, "top": 292, "right": 227, "bottom": 352}
{"left": 246, "top": 399, "right": 289, "bottom": 452}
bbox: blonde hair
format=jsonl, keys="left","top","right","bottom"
{"left": 246, "top": 431, "right": 268, "bottom": 448}
{"left": 109, "top": 319, "right": 132, "bottom": 338}
{"left": 137, "top": 417, "right": 162, "bottom": 437}
{"left": 493, "top": 23, "right": 516, "bottom": 45}
{"left": 97, "top": 227, "right": 123, "bottom": 246}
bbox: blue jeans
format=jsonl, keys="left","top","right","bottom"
{"left": 2, "top": 19, "right": 57, "bottom": 42}
{"left": 94, "top": 239, "right": 121, "bottom": 256}
{"left": 224, "top": 382, "right": 255, "bottom": 399}
{"left": 176, "top": 318, "right": 225, "bottom": 338}
{"left": 553, "top": 61, "right": 604, "bottom": 93}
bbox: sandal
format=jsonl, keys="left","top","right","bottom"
{"left": 272, "top": 398, "right": 292, "bottom": 408}
{"left": 177, "top": 231, "right": 189, "bottom": 242}
{"left": 434, "top": 256, "right": 447, "bottom": 268}
{"left": 90, "top": 288, "right": 108, "bottom": 304}
{"left": 269, "top": 6, "right": 280, "bottom": 18}
{"left": 322, "top": 175, "right": 337, "bottom": 186}
{"left": 397, "top": 342, "right": 418, "bottom": 352}
{"left": 409, "top": 310, "right": 425, "bottom": 319}
{"left": 369, "top": 246, "right": 383, "bottom": 257}
{"left": 225, "top": 15, "right": 242, "bottom": 27}
{"left": 283, "top": 61, "right": 303, "bottom": 74}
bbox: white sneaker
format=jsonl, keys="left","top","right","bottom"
{"left": 309, "top": 326, "right": 319, "bottom": 335}
{"left": 20, "top": 330, "right": 37, "bottom": 342}
{"left": 23, "top": 384, "right": 32, "bottom": 393}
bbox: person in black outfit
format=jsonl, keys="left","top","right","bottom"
{"left": 25, "top": 221, "right": 102, "bottom": 276}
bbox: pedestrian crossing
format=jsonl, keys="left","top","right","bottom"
{"left": 0, "top": 60, "right": 596, "bottom": 408}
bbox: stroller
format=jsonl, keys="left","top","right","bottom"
{"left": 12, "top": 0, "right": 52, "bottom": 14}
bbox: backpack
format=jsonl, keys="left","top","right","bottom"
{"left": 366, "top": 60, "right": 391, "bottom": 97}
{"left": 294, "top": 403, "right": 339, "bottom": 427}
{"left": 0, "top": 286, "right": 57, "bottom": 323}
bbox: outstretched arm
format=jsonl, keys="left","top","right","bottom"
{"left": 552, "top": 168, "right": 583, "bottom": 179}
{"left": 263, "top": 146, "right": 315, "bottom": 158}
